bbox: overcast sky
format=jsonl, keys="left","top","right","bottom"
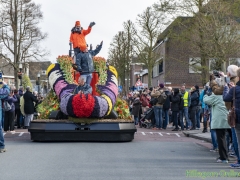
{"left": 33, "top": 0, "right": 158, "bottom": 63}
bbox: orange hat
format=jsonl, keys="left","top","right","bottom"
{"left": 75, "top": 21, "right": 80, "bottom": 26}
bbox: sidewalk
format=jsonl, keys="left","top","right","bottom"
{"left": 182, "top": 128, "right": 212, "bottom": 143}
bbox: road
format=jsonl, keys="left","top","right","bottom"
{"left": 1, "top": 127, "right": 239, "bottom": 180}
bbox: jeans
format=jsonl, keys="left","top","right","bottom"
{"left": 81, "top": 73, "right": 93, "bottom": 85}
{"left": 153, "top": 106, "right": 163, "bottom": 128}
{"left": 134, "top": 116, "right": 139, "bottom": 125}
{"left": 179, "top": 107, "right": 189, "bottom": 129}
{"left": 162, "top": 109, "right": 169, "bottom": 129}
{"left": 211, "top": 129, "right": 218, "bottom": 149}
{"left": 234, "top": 111, "right": 240, "bottom": 164}
{"left": 74, "top": 48, "right": 80, "bottom": 57}
{"left": 0, "top": 117, "right": 5, "bottom": 149}
{"left": 196, "top": 106, "right": 201, "bottom": 128}
{"left": 231, "top": 127, "right": 240, "bottom": 163}
{"left": 209, "top": 110, "right": 218, "bottom": 149}
{"left": 24, "top": 114, "right": 34, "bottom": 127}
{"left": 1, "top": 111, "right": 4, "bottom": 128}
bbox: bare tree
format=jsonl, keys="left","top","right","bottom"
{"left": 132, "top": 6, "right": 168, "bottom": 87}
{"left": 108, "top": 20, "right": 135, "bottom": 95}
{"left": 0, "top": 0, "right": 48, "bottom": 88}
{"left": 153, "top": 0, "right": 240, "bottom": 85}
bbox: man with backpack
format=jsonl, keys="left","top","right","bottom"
{"left": 150, "top": 84, "right": 167, "bottom": 130}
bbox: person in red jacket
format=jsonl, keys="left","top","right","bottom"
{"left": 140, "top": 90, "right": 150, "bottom": 114}
{"left": 70, "top": 20, "right": 95, "bottom": 56}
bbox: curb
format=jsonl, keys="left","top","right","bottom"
{"left": 182, "top": 131, "right": 212, "bottom": 143}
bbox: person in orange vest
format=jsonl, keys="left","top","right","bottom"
{"left": 70, "top": 20, "right": 95, "bottom": 56}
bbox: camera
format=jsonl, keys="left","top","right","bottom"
{"left": 213, "top": 70, "right": 220, "bottom": 78}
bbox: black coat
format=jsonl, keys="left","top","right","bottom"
{"left": 131, "top": 98, "right": 141, "bottom": 117}
{"left": 190, "top": 90, "right": 199, "bottom": 107}
{"left": 170, "top": 94, "right": 180, "bottom": 112}
{"left": 163, "top": 91, "right": 171, "bottom": 110}
{"left": 23, "top": 91, "right": 38, "bottom": 114}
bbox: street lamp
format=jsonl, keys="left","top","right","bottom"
{"left": 18, "top": 62, "right": 23, "bottom": 86}
{"left": 37, "top": 73, "right": 40, "bottom": 95}
{"left": 45, "top": 80, "right": 48, "bottom": 94}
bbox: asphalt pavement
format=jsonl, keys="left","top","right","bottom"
{"left": 1, "top": 126, "right": 240, "bottom": 180}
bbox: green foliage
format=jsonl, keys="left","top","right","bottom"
{"left": 114, "top": 97, "right": 132, "bottom": 120}
{"left": 22, "top": 74, "right": 33, "bottom": 91}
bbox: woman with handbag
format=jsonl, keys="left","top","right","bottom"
{"left": 4, "top": 91, "right": 17, "bottom": 132}
{"left": 223, "top": 67, "right": 240, "bottom": 168}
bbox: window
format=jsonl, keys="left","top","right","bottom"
{"left": 153, "top": 59, "right": 163, "bottom": 78}
{"left": 189, "top": 57, "right": 201, "bottom": 73}
{"left": 229, "top": 58, "right": 240, "bottom": 66}
{"left": 153, "top": 65, "right": 158, "bottom": 78}
{"left": 159, "top": 61, "right": 163, "bottom": 73}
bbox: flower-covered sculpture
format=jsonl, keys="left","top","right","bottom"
{"left": 46, "top": 62, "right": 118, "bottom": 118}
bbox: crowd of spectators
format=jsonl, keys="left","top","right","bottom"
{"left": 127, "top": 64, "right": 240, "bottom": 168}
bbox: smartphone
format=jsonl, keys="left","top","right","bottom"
{"left": 225, "top": 77, "right": 230, "bottom": 84}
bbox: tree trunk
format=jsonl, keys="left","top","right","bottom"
{"left": 148, "top": 67, "right": 152, "bottom": 87}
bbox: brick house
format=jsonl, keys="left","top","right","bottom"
{"left": 152, "top": 17, "right": 203, "bottom": 89}
{"left": 0, "top": 58, "right": 15, "bottom": 87}
{"left": 28, "top": 61, "right": 51, "bottom": 94}
{"left": 130, "top": 56, "right": 148, "bottom": 90}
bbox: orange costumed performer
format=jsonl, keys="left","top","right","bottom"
{"left": 70, "top": 20, "right": 96, "bottom": 56}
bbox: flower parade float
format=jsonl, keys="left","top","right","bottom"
{"left": 28, "top": 55, "right": 136, "bottom": 142}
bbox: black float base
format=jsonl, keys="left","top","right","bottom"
{"left": 28, "top": 121, "right": 137, "bottom": 142}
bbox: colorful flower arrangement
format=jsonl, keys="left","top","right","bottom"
{"left": 37, "top": 90, "right": 60, "bottom": 119}
{"left": 47, "top": 63, "right": 118, "bottom": 118}
{"left": 114, "top": 98, "right": 132, "bottom": 120}
{"left": 57, "top": 55, "right": 76, "bottom": 84}
{"left": 37, "top": 55, "right": 129, "bottom": 120}
{"left": 37, "top": 55, "right": 75, "bottom": 119}
{"left": 93, "top": 56, "right": 107, "bottom": 85}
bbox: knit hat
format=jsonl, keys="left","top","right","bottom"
{"left": 159, "top": 83, "right": 164, "bottom": 88}
{"left": 227, "top": 65, "right": 239, "bottom": 77}
{"left": 194, "top": 85, "right": 199, "bottom": 90}
{"left": 75, "top": 21, "right": 80, "bottom": 26}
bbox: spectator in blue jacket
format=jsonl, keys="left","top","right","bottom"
{"left": 223, "top": 67, "right": 240, "bottom": 168}
{"left": 75, "top": 41, "right": 103, "bottom": 85}
{"left": 4, "top": 91, "right": 17, "bottom": 132}
{"left": 0, "top": 82, "right": 10, "bottom": 153}
{"left": 200, "top": 84, "right": 208, "bottom": 133}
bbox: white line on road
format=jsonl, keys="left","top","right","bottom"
{"left": 141, "top": 132, "right": 146, "bottom": 135}
{"left": 19, "top": 132, "right": 24, "bottom": 136}
{"left": 150, "top": 132, "right": 153, "bottom": 135}
{"left": 175, "top": 133, "right": 181, "bottom": 137}
{"left": 3, "top": 133, "right": 6, "bottom": 137}
{"left": 166, "top": 133, "right": 170, "bottom": 135}
{"left": 158, "top": 133, "right": 163, "bottom": 136}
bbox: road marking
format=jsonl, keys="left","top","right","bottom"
{"left": 166, "top": 133, "right": 170, "bottom": 135}
{"left": 175, "top": 133, "right": 181, "bottom": 137}
{"left": 19, "top": 132, "right": 24, "bottom": 136}
{"left": 3, "top": 133, "right": 6, "bottom": 137}
{"left": 141, "top": 132, "right": 146, "bottom": 135}
{"left": 150, "top": 132, "right": 153, "bottom": 135}
{"left": 158, "top": 133, "right": 163, "bottom": 136}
